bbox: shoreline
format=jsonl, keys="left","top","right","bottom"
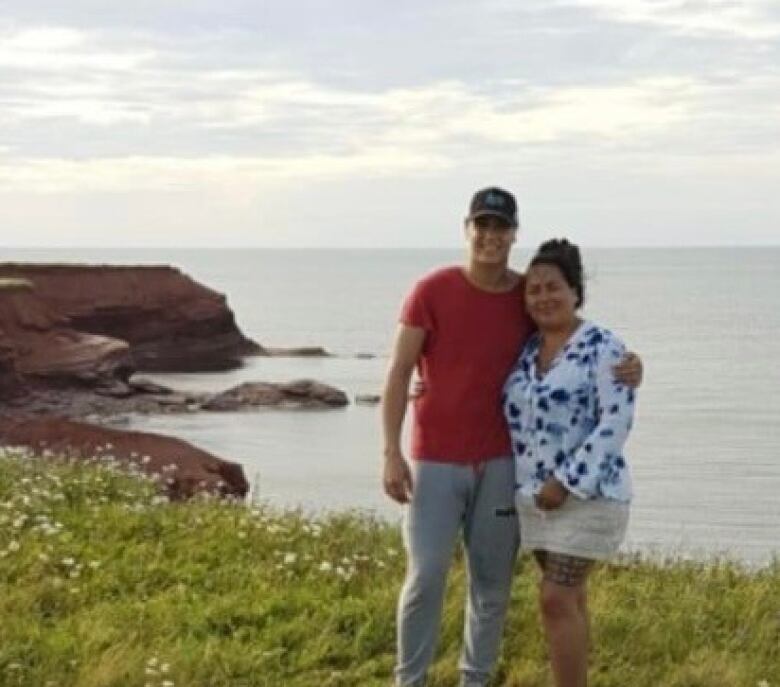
{"left": 0, "top": 262, "right": 354, "bottom": 502}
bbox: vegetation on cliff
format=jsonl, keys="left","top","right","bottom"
{"left": 0, "top": 451, "right": 777, "bottom": 686}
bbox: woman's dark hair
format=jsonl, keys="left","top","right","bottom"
{"left": 529, "top": 238, "right": 585, "bottom": 308}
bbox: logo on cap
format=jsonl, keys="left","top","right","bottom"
{"left": 467, "top": 186, "right": 518, "bottom": 227}
{"left": 485, "top": 192, "right": 506, "bottom": 208}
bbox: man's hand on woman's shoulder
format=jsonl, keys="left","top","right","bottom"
{"left": 613, "top": 351, "right": 643, "bottom": 388}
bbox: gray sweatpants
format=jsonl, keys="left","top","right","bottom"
{"left": 395, "top": 458, "right": 519, "bottom": 687}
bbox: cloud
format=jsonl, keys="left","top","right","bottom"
{"left": 0, "top": 148, "right": 450, "bottom": 194}
{"left": 0, "top": 26, "right": 155, "bottom": 71}
{"left": 565, "top": 0, "right": 780, "bottom": 39}
{"left": 0, "top": 67, "right": 709, "bottom": 193}
{"left": 2, "top": 55, "right": 777, "bottom": 195}
{"left": 0, "top": 2, "right": 777, "bottom": 246}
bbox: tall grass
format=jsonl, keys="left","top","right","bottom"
{"left": 0, "top": 449, "right": 777, "bottom": 686}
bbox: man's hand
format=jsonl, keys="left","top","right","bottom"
{"left": 383, "top": 450, "right": 413, "bottom": 504}
{"left": 535, "top": 478, "right": 568, "bottom": 511}
{"left": 613, "top": 351, "right": 643, "bottom": 389}
{"left": 381, "top": 324, "right": 424, "bottom": 504}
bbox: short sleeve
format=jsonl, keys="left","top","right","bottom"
{"left": 399, "top": 280, "right": 434, "bottom": 331}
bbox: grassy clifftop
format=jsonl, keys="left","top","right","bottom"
{"left": 0, "top": 450, "right": 777, "bottom": 686}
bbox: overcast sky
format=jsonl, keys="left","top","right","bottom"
{"left": 1, "top": 1, "right": 778, "bottom": 248}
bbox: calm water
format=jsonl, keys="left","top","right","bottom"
{"left": 5, "top": 246, "right": 780, "bottom": 564}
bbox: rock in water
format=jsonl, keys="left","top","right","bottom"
{"left": 203, "top": 379, "right": 349, "bottom": 411}
{"left": 355, "top": 394, "right": 381, "bottom": 405}
{"left": 263, "top": 346, "right": 331, "bottom": 357}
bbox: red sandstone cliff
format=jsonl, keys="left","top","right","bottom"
{"left": 0, "top": 416, "right": 248, "bottom": 499}
{"left": 0, "top": 271, "right": 254, "bottom": 501}
{"left": 0, "top": 264, "right": 262, "bottom": 372}
{"left": 0, "top": 335, "right": 19, "bottom": 395}
{"left": 0, "top": 280, "right": 131, "bottom": 393}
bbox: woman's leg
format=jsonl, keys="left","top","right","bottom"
{"left": 536, "top": 552, "right": 592, "bottom": 687}
{"left": 576, "top": 581, "right": 591, "bottom": 651}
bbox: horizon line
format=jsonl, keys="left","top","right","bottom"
{"left": 2, "top": 243, "right": 779, "bottom": 251}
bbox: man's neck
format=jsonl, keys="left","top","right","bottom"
{"left": 463, "top": 261, "right": 515, "bottom": 293}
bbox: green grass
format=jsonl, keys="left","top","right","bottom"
{"left": 0, "top": 450, "right": 777, "bottom": 686}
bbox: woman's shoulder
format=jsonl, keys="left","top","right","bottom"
{"left": 577, "top": 322, "right": 626, "bottom": 356}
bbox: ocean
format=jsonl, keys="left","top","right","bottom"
{"left": 4, "top": 246, "right": 780, "bottom": 565}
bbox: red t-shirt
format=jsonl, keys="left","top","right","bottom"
{"left": 400, "top": 266, "right": 535, "bottom": 463}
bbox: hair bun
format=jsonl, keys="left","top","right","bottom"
{"left": 538, "top": 239, "right": 582, "bottom": 273}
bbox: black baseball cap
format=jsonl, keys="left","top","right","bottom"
{"left": 466, "top": 186, "right": 518, "bottom": 227}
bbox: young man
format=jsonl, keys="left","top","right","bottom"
{"left": 381, "top": 187, "right": 641, "bottom": 687}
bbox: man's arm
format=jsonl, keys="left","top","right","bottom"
{"left": 381, "top": 324, "right": 426, "bottom": 504}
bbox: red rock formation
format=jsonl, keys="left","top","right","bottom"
{"left": 0, "top": 264, "right": 262, "bottom": 372}
{"left": 0, "top": 416, "right": 248, "bottom": 500}
{"left": 0, "top": 335, "right": 19, "bottom": 396}
{"left": 202, "top": 379, "right": 349, "bottom": 410}
{"left": 0, "top": 280, "right": 131, "bottom": 392}
{"left": 264, "top": 346, "right": 331, "bottom": 357}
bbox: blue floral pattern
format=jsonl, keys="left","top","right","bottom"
{"left": 502, "top": 321, "right": 635, "bottom": 502}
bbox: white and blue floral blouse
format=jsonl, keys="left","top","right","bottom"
{"left": 502, "top": 321, "right": 635, "bottom": 503}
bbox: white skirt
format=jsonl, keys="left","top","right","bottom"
{"left": 517, "top": 493, "right": 630, "bottom": 560}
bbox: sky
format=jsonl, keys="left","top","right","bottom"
{"left": 1, "top": 0, "right": 779, "bottom": 248}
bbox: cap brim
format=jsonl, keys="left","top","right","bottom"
{"left": 466, "top": 210, "right": 518, "bottom": 227}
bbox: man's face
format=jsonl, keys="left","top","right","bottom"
{"left": 465, "top": 215, "right": 516, "bottom": 265}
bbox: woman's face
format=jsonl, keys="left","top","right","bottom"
{"left": 525, "top": 263, "right": 579, "bottom": 330}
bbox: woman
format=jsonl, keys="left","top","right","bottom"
{"left": 502, "top": 239, "right": 635, "bottom": 687}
